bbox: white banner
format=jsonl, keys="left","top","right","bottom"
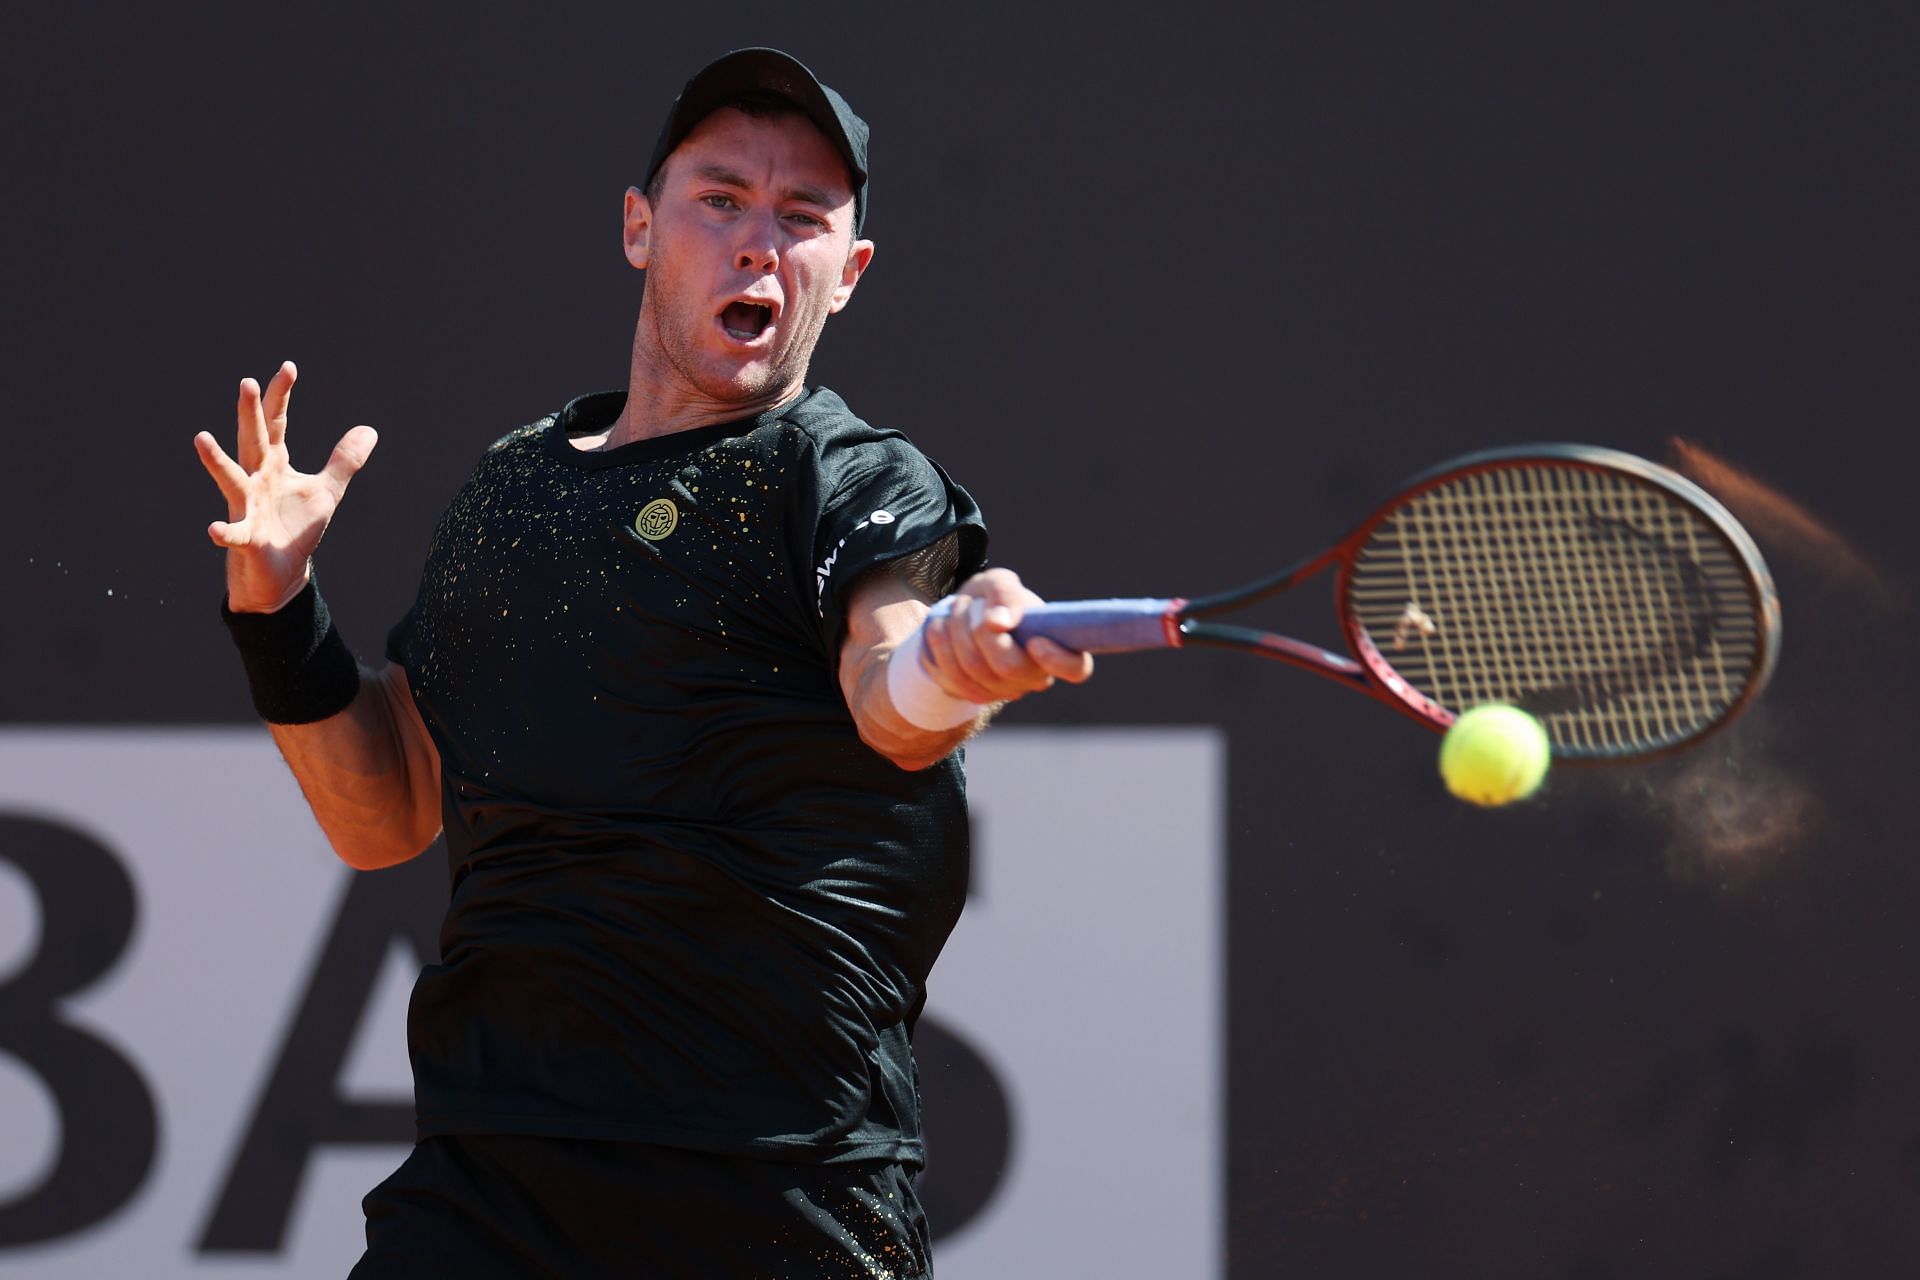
{"left": 0, "top": 727, "right": 1221, "bottom": 1278}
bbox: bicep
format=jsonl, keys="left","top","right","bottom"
{"left": 265, "top": 660, "right": 444, "bottom": 870}
{"left": 379, "top": 663, "right": 432, "bottom": 758}
{"left": 372, "top": 662, "right": 442, "bottom": 840}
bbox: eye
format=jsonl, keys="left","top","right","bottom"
{"left": 701, "top": 194, "right": 739, "bottom": 211}
{"left": 784, "top": 211, "right": 827, "bottom": 229}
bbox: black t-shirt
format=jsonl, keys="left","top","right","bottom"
{"left": 385, "top": 386, "right": 988, "bottom": 1164}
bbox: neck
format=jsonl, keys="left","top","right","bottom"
{"left": 601, "top": 308, "right": 806, "bottom": 449}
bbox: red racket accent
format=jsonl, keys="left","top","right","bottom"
{"left": 1162, "top": 599, "right": 1188, "bottom": 649}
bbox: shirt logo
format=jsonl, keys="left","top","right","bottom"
{"left": 815, "top": 510, "right": 894, "bottom": 616}
{"left": 635, "top": 498, "right": 679, "bottom": 541}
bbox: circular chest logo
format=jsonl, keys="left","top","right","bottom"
{"left": 634, "top": 498, "right": 679, "bottom": 541}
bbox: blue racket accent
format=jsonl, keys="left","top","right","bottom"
{"left": 1008, "top": 598, "right": 1183, "bottom": 654}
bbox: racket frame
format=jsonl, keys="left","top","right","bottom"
{"left": 1172, "top": 443, "right": 1782, "bottom": 758}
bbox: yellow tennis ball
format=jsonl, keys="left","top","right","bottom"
{"left": 1439, "top": 704, "right": 1551, "bottom": 807}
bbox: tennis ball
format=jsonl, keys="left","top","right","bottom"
{"left": 1439, "top": 704, "right": 1551, "bottom": 807}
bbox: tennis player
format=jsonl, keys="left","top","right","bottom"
{"left": 195, "top": 47, "right": 1090, "bottom": 1279}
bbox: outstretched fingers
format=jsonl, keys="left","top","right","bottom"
{"left": 207, "top": 516, "right": 251, "bottom": 549}
{"left": 235, "top": 377, "right": 267, "bottom": 471}
{"left": 319, "top": 425, "right": 379, "bottom": 500}
{"left": 194, "top": 431, "right": 249, "bottom": 513}
{"left": 262, "top": 361, "right": 297, "bottom": 448}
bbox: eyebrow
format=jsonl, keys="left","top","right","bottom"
{"left": 688, "top": 164, "right": 840, "bottom": 210}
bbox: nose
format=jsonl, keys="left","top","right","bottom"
{"left": 734, "top": 212, "right": 778, "bottom": 273}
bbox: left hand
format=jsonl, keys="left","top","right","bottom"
{"left": 918, "top": 568, "right": 1095, "bottom": 705}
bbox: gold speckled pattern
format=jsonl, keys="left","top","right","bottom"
{"left": 382, "top": 387, "right": 990, "bottom": 1168}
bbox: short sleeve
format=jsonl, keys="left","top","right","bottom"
{"left": 807, "top": 436, "right": 988, "bottom": 653}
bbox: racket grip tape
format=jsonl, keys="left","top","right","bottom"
{"left": 1010, "top": 598, "right": 1185, "bottom": 654}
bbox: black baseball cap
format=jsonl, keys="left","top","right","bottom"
{"left": 644, "top": 48, "right": 871, "bottom": 234}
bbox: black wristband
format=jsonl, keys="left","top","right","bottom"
{"left": 220, "top": 577, "right": 363, "bottom": 724}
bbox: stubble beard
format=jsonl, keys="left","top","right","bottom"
{"left": 642, "top": 256, "right": 829, "bottom": 408}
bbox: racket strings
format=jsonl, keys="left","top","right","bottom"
{"left": 1348, "top": 465, "right": 1762, "bottom": 755}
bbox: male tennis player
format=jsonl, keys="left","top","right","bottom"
{"left": 194, "top": 47, "right": 1089, "bottom": 1278}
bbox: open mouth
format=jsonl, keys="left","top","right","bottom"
{"left": 720, "top": 301, "right": 775, "bottom": 342}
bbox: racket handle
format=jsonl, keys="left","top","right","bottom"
{"left": 1008, "top": 598, "right": 1185, "bottom": 654}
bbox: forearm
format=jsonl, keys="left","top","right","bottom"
{"left": 847, "top": 620, "right": 993, "bottom": 771}
{"left": 221, "top": 577, "right": 441, "bottom": 870}
{"left": 268, "top": 664, "right": 442, "bottom": 870}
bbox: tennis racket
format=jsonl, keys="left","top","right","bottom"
{"left": 1009, "top": 444, "right": 1781, "bottom": 760}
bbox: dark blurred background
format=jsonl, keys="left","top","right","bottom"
{"left": 3, "top": 2, "right": 1917, "bottom": 1274}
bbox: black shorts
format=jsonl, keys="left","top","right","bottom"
{"left": 348, "top": 1134, "right": 933, "bottom": 1279}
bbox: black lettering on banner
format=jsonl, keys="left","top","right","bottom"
{"left": 915, "top": 1016, "right": 1015, "bottom": 1239}
{"left": 198, "top": 847, "right": 444, "bottom": 1253}
{"left": 0, "top": 815, "right": 158, "bottom": 1246}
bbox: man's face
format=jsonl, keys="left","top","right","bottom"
{"left": 630, "top": 107, "right": 872, "bottom": 406}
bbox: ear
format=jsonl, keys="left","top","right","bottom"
{"left": 623, "top": 186, "right": 654, "bottom": 270}
{"left": 829, "top": 238, "right": 876, "bottom": 313}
